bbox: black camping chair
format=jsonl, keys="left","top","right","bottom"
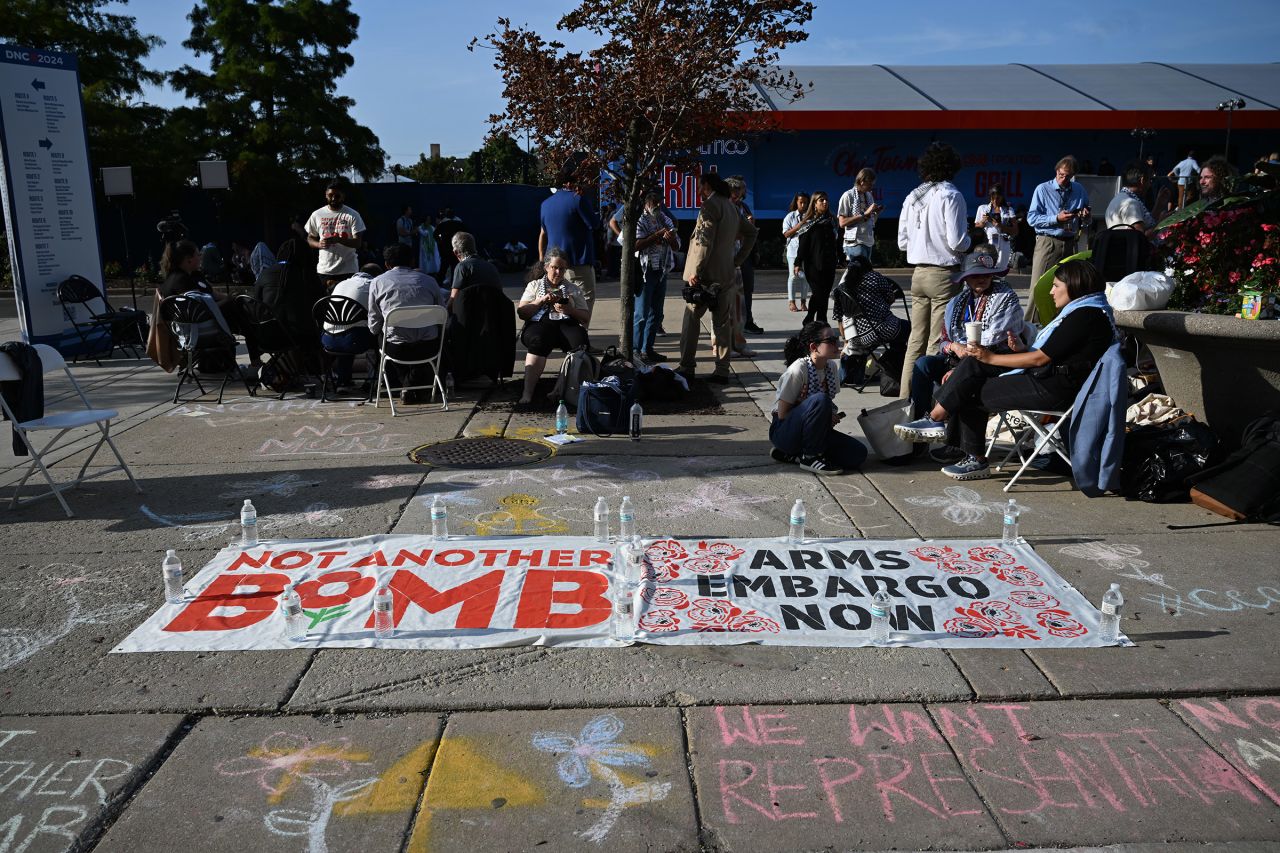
{"left": 312, "top": 295, "right": 373, "bottom": 401}
{"left": 833, "top": 267, "right": 908, "bottom": 393}
{"left": 57, "top": 274, "right": 148, "bottom": 364}
{"left": 235, "top": 294, "right": 309, "bottom": 399}
{"left": 159, "top": 295, "right": 254, "bottom": 404}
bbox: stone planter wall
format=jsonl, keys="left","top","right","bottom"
{"left": 1115, "top": 309, "right": 1280, "bottom": 446}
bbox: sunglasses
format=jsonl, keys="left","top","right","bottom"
{"left": 816, "top": 336, "right": 841, "bottom": 345}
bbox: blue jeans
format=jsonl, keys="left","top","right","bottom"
{"left": 634, "top": 267, "right": 667, "bottom": 353}
{"left": 769, "top": 393, "right": 867, "bottom": 469}
{"left": 321, "top": 327, "right": 376, "bottom": 383}
{"left": 910, "top": 353, "right": 953, "bottom": 418}
{"left": 844, "top": 244, "right": 872, "bottom": 264}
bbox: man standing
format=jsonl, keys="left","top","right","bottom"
{"left": 678, "top": 171, "right": 756, "bottom": 384}
{"left": 448, "top": 231, "right": 502, "bottom": 306}
{"left": 1168, "top": 150, "right": 1200, "bottom": 209}
{"left": 896, "top": 142, "right": 971, "bottom": 398}
{"left": 838, "top": 167, "right": 882, "bottom": 265}
{"left": 633, "top": 191, "right": 680, "bottom": 363}
{"left": 1026, "top": 155, "right": 1091, "bottom": 322}
{"left": 367, "top": 243, "right": 445, "bottom": 403}
{"left": 305, "top": 181, "right": 366, "bottom": 290}
{"left": 395, "top": 205, "right": 414, "bottom": 247}
{"left": 728, "top": 175, "right": 763, "bottom": 334}
{"left": 1105, "top": 166, "right": 1156, "bottom": 233}
{"left": 538, "top": 171, "right": 601, "bottom": 315}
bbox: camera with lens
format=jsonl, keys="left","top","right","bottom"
{"left": 156, "top": 212, "right": 188, "bottom": 243}
{"left": 682, "top": 283, "right": 718, "bottom": 308}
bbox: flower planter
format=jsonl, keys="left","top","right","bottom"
{"left": 1115, "top": 309, "right": 1280, "bottom": 445}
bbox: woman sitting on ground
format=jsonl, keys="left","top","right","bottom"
{"left": 516, "top": 246, "right": 591, "bottom": 407}
{"left": 832, "top": 255, "right": 910, "bottom": 393}
{"left": 769, "top": 321, "right": 868, "bottom": 476}
{"left": 909, "top": 245, "right": 1025, "bottom": 419}
{"left": 895, "top": 260, "right": 1116, "bottom": 480}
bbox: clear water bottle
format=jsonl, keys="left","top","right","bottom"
{"left": 556, "top": 401, "right": 569, "bottom": 435}
{"left": 787, "top": 499, "right": 806, "bottom": 545}
{"left": 1099, "top": 583, "right": 1124, "bottom": 643}
{"left": 373, "top": 586, "right": 394, "bottom": 639}
{"left": 430, "top": 495, "right": 449, "bottom": 539}
{"left": 240, "top": 499, "right": 258, "bottom": 547}
{"left": 594, "top": 497, "right": 610, "bottom": 542}
{"left": 1001, "top": 499, "right": 1020, "bottom": 544}
{"left": 629, "top": 401, "right": 643, "bottom": 441}
{"left": 280, "top": 585, "right": 306, "bottom": 642}
{"left": 618, "top": 496, "right": 636, "bottom": 544}
{"left": 870, "top": 590, "right": 892, "bottom": 645}
{"left": 162, "top": 550, "right": 184, "bottom": 605}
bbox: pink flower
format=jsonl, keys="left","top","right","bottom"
{"left": 641, "top": 586, "right": 689, "bottom": 609}
{"left": 686, "top": 598, "right": 742, "bottom": 626}
{"left": 638, "top": 609, "right": 681, "bottom": 632}
{"left": 1229, "top": 271, "right": 1242, "bottom": 284}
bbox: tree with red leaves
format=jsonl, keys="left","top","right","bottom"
{"left": 474, "top": 1, "right": 813, "bottom": 355}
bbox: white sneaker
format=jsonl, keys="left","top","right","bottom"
{"left": 894, "top": 418, "right": 948, "bottom": 443}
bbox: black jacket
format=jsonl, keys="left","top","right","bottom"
{"left": 0, "top": 342, "right": 44, "bottom": 455}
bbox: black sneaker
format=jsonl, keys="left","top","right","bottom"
{"left": 798, "top": 455, "right": 843, "bottom": 475}
{"left": 643, "top": 350, "right": 668, "bottom": 362}
{"left": 770, "top": 447, "right": 797, "bottom": 465}
{"left": 744, "top": 322, "right": 764, "bottom": 334}
{"left": 706, "top": 373, "right": 730, "bottom": 385}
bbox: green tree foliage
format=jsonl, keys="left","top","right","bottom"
{"left": 171, "top": 0, "right": 386, "bottom": 221}
{"left": 399, "top": 134, "right": 540, "bottom": 185}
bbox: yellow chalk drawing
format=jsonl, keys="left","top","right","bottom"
{"left": 405, "top": 737, "right": 544, "bottom": 853}
{"left": 463, "top": 493, "right": 569, "bottom": 536}
{"left": 469, "top": 423, "right": 505, "bottom": 438}
{"left": 581, "top": 743, "right": 665, "bottom": 809}
{"left": 334, "top": 740, "right": 437, "bottom": 816}
{"left": 506, "top": 424, "right": 558, "bottom": 440}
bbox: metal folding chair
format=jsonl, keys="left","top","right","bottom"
{"left": 57, "top": 274, "right": 147, "bottom": 364}
{"left": 373, "top": 305, "right": 449, "bottom": 416}
{"left": 312, "top": 295, "right": 372, "bottom": 402}
{"left": 158, "top": 295, "right": 254, "bottom": 404}
{"left": 985, "top": 403, "right": 1075, "bottom": 492}
{"left": 1, "top": 343, "right": 142, "bottom": 517}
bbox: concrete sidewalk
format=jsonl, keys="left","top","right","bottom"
{"left": 1, "top": 271, "right": 1277, "bottom": 852}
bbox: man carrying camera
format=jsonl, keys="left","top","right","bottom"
{"left": 1025, "top": 156, "right": 1091, "bottom": 323}
{"left": 677, "top": 171, "right": 757, "bottom": 384}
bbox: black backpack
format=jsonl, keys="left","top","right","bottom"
{"left": 1091, "top": 223, "right": 1154, "bottom": 283}
{"left": 1187, "top": 412, "right": 1280, "bottom": 523}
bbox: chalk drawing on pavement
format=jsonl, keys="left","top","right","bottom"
{"left": 905, "top": 487, "right": 1025, "bottom": 526}
{"left": 532, "top": 714, "right": 671, "bottom": 844}
{"left": 141, "top": 503, "right": 344, "bottom": 543}
{"left": 1057, "top": 543, "right": 1172, "bottom": 589}
{"left": 166, "top": 399, "right": 363, "bottom": 428}
{"left": 256, "top": 422, "right": 414, "bottom": 458}
{"left": 655, "top": 480, "right": 776, "bottom": 521}
{"left": 362, "top": 473, "right": 423, "bottom": 490}
{"left": 218, "top": 473, "right": 322, "bottom": 500}
{"left": 462, "top": 494, "right": 570, "bottom": 536}
{"left": 1140, "top": 585, "right": 1280, "bottom": 618}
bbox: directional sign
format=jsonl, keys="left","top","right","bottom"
{"left": 0, "top": 44, "right": 105, "bottom": 350}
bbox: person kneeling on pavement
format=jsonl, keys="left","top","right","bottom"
{"left": 832, "top": 255, "right": 910, "bottom": 394}
{"left": 769, "top": 322, "right": 868, "bottom": 476}
{"left": 894, "top": 260, "right": 1115, "bottom": 480}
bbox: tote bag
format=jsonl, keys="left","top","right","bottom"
{"left": 857, "top": 398, "right": 913, "bottom": 461}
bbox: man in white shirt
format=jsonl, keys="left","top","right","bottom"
{"left": 306, "top": 181, "right": 366, "bottom": 290}
{"left": 896, "top": 142, "right": 971, "bottom": 398}
{"left": 1104, "top": 166, "right": 1156, "bottom": 233}
{"left": 1168, "top": 150, "right": 1199, "bottom": 209}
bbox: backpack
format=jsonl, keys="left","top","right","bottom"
{"left": 576, "top": 376, "right": 635, "bottom": 437}
{"left": 598, "top": 345, "right": 637, "bottom": 386}
{"left": 636, "top": 365, "right": 686, "bottom": 402}
{"left": 1091, "top": 224, "right": 1153, "bottom": 283}
{"left": 1187, "top": 412, "right": 1280, "bottom": 523}
{"left": 550, "top": 346, "right": 598, "bottom": 410}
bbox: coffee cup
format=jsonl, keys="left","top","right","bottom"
{"left": 965, "top": 321, "right": 983, "bottom": 345}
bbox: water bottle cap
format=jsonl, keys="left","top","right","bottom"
{"left": 1109, "top": 583, "right": 1120, "bottom": 590}
{"left": 166, "top": 549, "right": 176, "bottom": 557}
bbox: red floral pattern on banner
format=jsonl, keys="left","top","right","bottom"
{"left": 683, "top": 556, "right": 731, "bottom": 575}
{"left": 643, "top": 561, "right": 680, "bottom": 584}
{"left": 1008, "top": 590, "right": 1059, "bottom": 609}
{"left": 726, "top": 613, "right": 781, "bottom": 633}
{"left": 645, "top": 539, "right": 688, "bottom": 563}
{"left": 641, "top": 586, "right": 689, "bottom": 609}
{"left": 938, "top": 559, "right": 985, "bottom": 575}
{"left": 988, "top": 565, "right": 1044, "bottom": 587}
{"left": 968, "top": 546, "right": 1016, "bottom": 565}
{"left": 950, "top": 604, "right": 1042, "bottom": 641}
{"left": 1036, "top": 609, "right": 1087, "bottom": 638}
{"left": 686, "top": 598, "right": 742, "bottom": 627}
{"left": 697, "top": 541, "right": 746, "bottom": 561}
{"left": 638, "top": 609, "right": 681, "bottom": 633}
{"left": 910, "top": 545, "right": 960, "bottom": 564}
{"left": 943, "top": 615, "right": 999, "bottom": 638}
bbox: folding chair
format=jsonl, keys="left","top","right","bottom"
{"left": 1, "top": 343, "right": 142, "bottom": 517}
{"left": 159, "top": 295, "right": 254, "bottom": 405}
{"left": 985, "top": 403, "right": 1075, "bottom": 492}
{"left": 834, "top": 268, "right": 908, "bottom": 393}
{"left": 312, "top": 295, "right": 372, "bottom": 402}
{"left": 57, "top": 274, "right": 147, "bottom": 364}
{"left": 373, "top": 305, "right": 449, "bottom": 416}
{"left": 235, "top": 294, "right": 309, "bottom": 400}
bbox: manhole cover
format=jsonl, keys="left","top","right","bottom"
{"left": 408, "top": 437, "right": 553, "bottom": 469}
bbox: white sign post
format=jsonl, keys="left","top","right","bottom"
{"left": 0, "top": 43, "right": 104, "bottom": 349}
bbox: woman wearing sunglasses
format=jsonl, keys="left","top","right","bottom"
{"left": 769, "top": 321, "right": 867, "bottom": 475}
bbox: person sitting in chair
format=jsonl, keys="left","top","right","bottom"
{"left": 831, "top": 255, "right": 909, "bottom": 393}
{"left": 895, "top": 260, "right": 1115, "bottom": 481}
{"left": 769, "top": 322, "right": 868, "bottom": 476}
{"left": 368, "top": 242, "right": 445, "bottom": 403}
{"left": 516, "top": 247, "right": 590, "bottom": 408}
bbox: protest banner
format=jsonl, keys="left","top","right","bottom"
{"left": 114, "top": 535, "right": 1124, "bottom": 653}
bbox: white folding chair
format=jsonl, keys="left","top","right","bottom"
{"left": 985, "top": 403, "right": 1075, "bottom": 492}
{"left": 373, "top": 305, "right": 448, "bottom": 416}
{"left": 1, "top": 343, "right": 142, "bottom": 517}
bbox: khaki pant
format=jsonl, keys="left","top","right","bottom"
{"left": 571, "top": 264, "right": 597, "bottom": 318}
{"left": 1026, "top": 234, "right": 1073, "bottom": 324}
{"left": 679, "top": 279, "right": 739, "bottom": 377}
{"left": 899, "top": 265, "right": 959, "bottom": 398}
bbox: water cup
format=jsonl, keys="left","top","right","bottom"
{"left": 965, "top": 321, "right": 983, "bottom": 345}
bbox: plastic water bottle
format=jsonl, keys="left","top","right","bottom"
{"left": 281, "top": 585, "right": 306, "bottom": 642}
{"left": 1099, "top": 583, "right": 1124, "bottom": 643}
{"left": 373, "top": 586, "right": 394, "bottom": 639}
{"left": 870, "top": 590, "right": 892, "bottom": 645}
{"left": 162, "top": 550, "right": 184, "bottom": 605}
{"left": 594, "top": 497, "right": 610, "bottom": 542}
{"left": 430, "top": 495, "right": 449, "bottom": 539}
{"left": 240, "top": 499, "right": 258, "bottom": 547}
{"left": 629, "top": 401, "right": 643, "bottom": 441}
{"left": 619, "top": 496, "right": 636, "bottom": 544}
{"left": 1001, "top": 499, "right": 1020, "bottom": 544}
{"left": 788, "top": 499, "right": 806, "bottom": 545}
{"left": 556, "top": 401, "right": 569, "bottom": 435}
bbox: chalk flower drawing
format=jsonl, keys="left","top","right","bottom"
{"left": 362, "top": 473, "right": 422, "bottom": 490}
{"left": 1058, "top": 542, "right": 1171, "bottom": 588}
{"left": 218, "top": 733, "right": 375, "bottom": 853}
{"left": 654, "top": 480, "right": 776, "bottom": 521}
{"left": 141, "top": 502, "right": 344, "bottom": 543}
{"left": 0, "top": 566, "right": 146, "bottom": 670}
{"left": 905, "top": 487, "right": 1025, "bottom": 526}
{"left": 532, "top": 714, "right": 671, "bottom": 844}
{"left": 218, "top": 472, "right": 321, "bottom": 500}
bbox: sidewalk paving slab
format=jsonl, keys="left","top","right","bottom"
{"left": 0, "top": 713, "right": 186, "bottom": 853}
{"left": 686, "top": 702, "right": 1007, "bottom": 852}
{"left": 411, "top": 708, "right": 697, "bottom": 852}
{"left": 1171, "top": 696, "right": 1280, "bottom": 806}
{"left": 946, "top": 649, "right": 1059, "bottom": 700}
{"left": 95, "top": 713, "right": 441, "bottom": 853}
{"left": 936, "top": 698, "right": 1280, "bottom": 846}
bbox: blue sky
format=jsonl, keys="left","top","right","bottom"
{"left": 111, "top": 0, "right": 1279, "bottom": 167}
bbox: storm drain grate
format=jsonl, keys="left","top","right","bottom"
{"left": 408, "top": 437, "right": 553, "bottom": 469}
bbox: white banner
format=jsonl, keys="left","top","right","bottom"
{"left": 114, "top": 535, "right": 1126, "bottom": 653}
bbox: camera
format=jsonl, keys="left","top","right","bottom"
{"left": 682, "top": 284, "right": 717, "bottom": 308}
{"left": 156, "top": 212, "right": 187, "bottom": 242}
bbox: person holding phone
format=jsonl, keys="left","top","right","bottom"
{"left": 516, "top": 247, "right": 591, "bottom": 406}
{"left": 838, "top": 167, "right": 883, "bottom": 264}
{"left": 974, "top": 184, "right": 1019, "bottom": 271}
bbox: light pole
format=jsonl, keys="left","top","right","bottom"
{"left": 1131, "top": 128, "right": 1155, "bottom": 162}
{"left": 1217, "top": 98, "right": 1246, "bottom": 160}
